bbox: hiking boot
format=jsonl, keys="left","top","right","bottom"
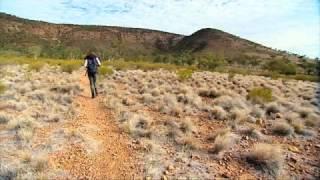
{"left": 95, "top": 88, "right": 98, "bottom": 96}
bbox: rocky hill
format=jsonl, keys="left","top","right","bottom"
{"left": 0, "top": 12, "right": 183, "bottom": 59}
{"left": 1, "top": 12, "right": 317, "bottom": 76}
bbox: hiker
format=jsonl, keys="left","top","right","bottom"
{"left": 84, "top": 52, "right": 101, "bottom": 98}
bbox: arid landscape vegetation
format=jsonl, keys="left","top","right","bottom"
{"left": 0, "top": 56, "right": 319, "bottom": 179}
{"left": 0, "top": 12, "right": 319, "bottom": 180}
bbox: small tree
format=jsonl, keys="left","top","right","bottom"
{"left": 316, "top": 58, "right": 320, "bottom": 76}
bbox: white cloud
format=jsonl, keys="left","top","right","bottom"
{"left": 0, "top": 0, "right": 319, "bottom": 57}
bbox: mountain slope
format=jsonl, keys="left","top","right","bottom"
{"left": 0, "top": 13, "right": 183, "bottom": 59}
{"left": 0, "top": 12, "right": 310, "bottom": 66}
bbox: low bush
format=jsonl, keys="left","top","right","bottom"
{"left": 247, "top": 87, "right": 273, "bottom": 104}
{"left": 177, "top": 69, "right": 194, "bottom": 80}
{"left": 28, "top": 61, "right": 44, "bottom": 72}
{"left": 99, "top": 66, "right": 113, "bottom": 76}
{"left": 246, "top": 143, "right": 283, "bottom": 177}
{"left": 292, "top": 74, "right": 319, "bottom": 82}
{"left": 265, "top": 59, "right": 297, "bottom": 75}
{"left": 0, "top": 81, "right": 6, "bottom": 95}
{"left": 60, "top": 61, "right": 81, "bottom": 73}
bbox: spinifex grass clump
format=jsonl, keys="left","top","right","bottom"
{"left": 246, "top": 143, "right": 283, "bottom": 177}
{"left": 247, "top": 87, "right": 273, "bottom": 104}
{"left": 177, "top": 69, "right": 194, "bottom": 81}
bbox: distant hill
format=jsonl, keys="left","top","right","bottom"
{"left": 0, "top": 12, "right": 183, "bottom": 59}
{"left": 0, "top": 12, "right": 317, "bottom": 75}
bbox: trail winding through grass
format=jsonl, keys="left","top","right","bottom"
{"left": 49, "top": 72, "right": 141, "bottom": 179}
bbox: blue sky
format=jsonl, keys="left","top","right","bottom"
{"left": 0, "top": 0, "right": 319, "bottom": 58}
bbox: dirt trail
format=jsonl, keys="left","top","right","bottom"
{"left": 49, "top": 74, "right": 141, "bottom": 179}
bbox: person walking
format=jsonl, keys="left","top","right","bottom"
{"left": 84, "top": 52, "right": 101, "bottom": 98}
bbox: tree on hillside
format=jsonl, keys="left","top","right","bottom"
{"left": 316, "top": 58, "right": 320, "bottom": 76}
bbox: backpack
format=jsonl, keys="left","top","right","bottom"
{"left": 87, "top": 57, "right": 98, "bottom": 74}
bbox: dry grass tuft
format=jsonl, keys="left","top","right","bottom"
{"left": 180, "top": 117, "right": 196, "bottom": 135}
{"left": 0, "top": 113, "right": 11, "bottom": 124}
{"left": 31, "top": 155, "right": 48, "bottom": 172}
{"left": 240, "top": 126, "right": 264, "bottom": 140}
{"left": 123, "top": 114, "right": 152, "bottom": 138}
{"left": 209, "top": 106, "right": 227, "bottom": 120}
{"left": 198, "top": 88, "right": 220, "bottom": 98}
{"left": 18, "top": 151, "right": 32, "bottom": 163}
{"left": 246, "top": 143, "right": 283, "bottom": 177}
{"left": 177, "top": 136, "right": 200, "bottom": 150}
{"left": 265, "top": 103, "right": 281, "bottom": 116}
{"left": 271, "top": 122, "right": 293, "bottom": 136}
{"left": 209, "top": 130, "right": 237, "bottom": 154}
{"left": 305, "top": 114, "right": 320, "bottom": 127}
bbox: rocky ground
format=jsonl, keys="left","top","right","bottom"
{"left": 0, "top": 64, "right": 319, "bottom": 179}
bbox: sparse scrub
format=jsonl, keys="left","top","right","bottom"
{"left": 246, "top": 143, "right": 283, "bottom": 177}
{"left": 271, "top": 122, "right": 293, "bottom": 136}
{"left": 247, "top": 87, "right": 273, "bottom": 104}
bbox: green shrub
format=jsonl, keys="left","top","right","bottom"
{"left": 99, "top": 66, "right": 113, "bottom": 76}
{"left": 247, "top": 87, "right": 273, "bottom": 104}
{"left": 177, "top": 69, "right": 194, "bottom": 80}
{"left": 0, "top": 82, "right": 6, "bottom": 94}
{"left": 28, "top": 61, "right": 44, "bottom": 72}
{"left": 265, "top": 60, "right": 297, "bottom": 75}
{"left": 197, "top": 53, "right": 226, "bottom": 70}
{"left": 60, "top": 61, "right": 81, "bottom": 73}
{"left": 292, "top": 74, "right": 319, "bottom": 82}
